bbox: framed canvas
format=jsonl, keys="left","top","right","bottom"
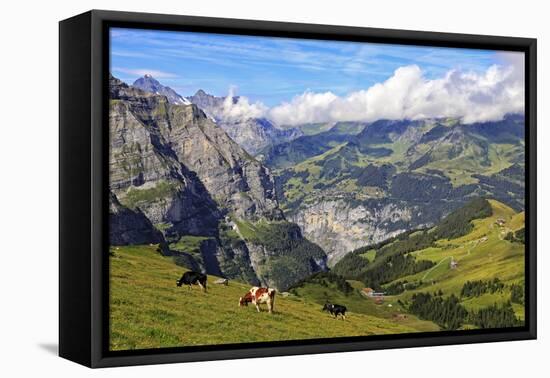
{"left": 59, "top": 10, "right": 537, "bottom": 368}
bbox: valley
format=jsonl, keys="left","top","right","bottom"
{"left": 332, "top": 199, "right": 525, "bottom": 329}
{"left": 269, "top": 117, "right": 525, "bottom": 264}
{"left": 108, "top": 74, "right": 526, "bottom": 348}
{"left": 110, "top": 199, "right": 525, "bottom": 348}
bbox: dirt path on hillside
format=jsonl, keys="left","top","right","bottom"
{"left": 422, "top": 256, "right": 453, "bottom": 281}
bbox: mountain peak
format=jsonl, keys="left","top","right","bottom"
{"left": 134, "top": 74, "right": 160, "bottom": 85}
{"left": 132, "top": 75, "right": 190, "bottom": 106}
{"left": 194, "top": 89, "right": 210, "bottom": 97}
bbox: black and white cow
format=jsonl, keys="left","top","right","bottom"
{"left": 176, "top": 271, "right": 207, "bottom": 292}
{"left": 322, "top": 303, "right": 347, "bottom": 320}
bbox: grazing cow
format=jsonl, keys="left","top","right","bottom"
{"left": 239, "top": 287, "right": 276, "bottom": 313}
{"left": 176, "top": 271, "right": 207, "bottom": 292}
{"left": 322, "top": 303, "right": 347, "bottom": 320}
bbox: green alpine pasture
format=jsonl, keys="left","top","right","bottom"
{"left": 383, "top": 200, "right": 525, "bottom": 320}
{"left": 289, "top": 276, "right": 439, "bottom": 333}
{"left": 109, "top": 200, "right": 525, "bottom": 350}
{"left": 109, "top": 245, "right": 425, "bottom": 351}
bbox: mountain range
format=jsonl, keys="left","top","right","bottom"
{"left": 109, "top": 74, "right": 326, "bottom": 290}
{"left": 109, "top": 74, "right": 525, "bottom": 286}
{"left": 132, "top": 74, "right": 191, "bottom": 106}
{"left": 186, "top": 88, "right": 303, "bottom": 155}
{"left": 107, "top": 74, "right": 525, "bottom": 348}
{"left": 270, "top": 116, "right": 524, "bottom": 264}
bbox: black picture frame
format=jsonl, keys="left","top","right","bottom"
{"left": 59, "top": 9, "right": 537, "bottom": 368}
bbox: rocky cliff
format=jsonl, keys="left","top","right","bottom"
{"left": 109, "top": 191, "right": 165, "bottom": 246}
{"left": 110, "top": 75, "right": 221, "bottom": 237}
{"left": 109, "top": 75, "right": 326, "bottom": 290}
{"left": 288, "top": 198, "right": 423, "bottom": 266}
{"left": 187, "top": 89, "right": 303, "bottom": 155}
{"left": 133, "top": 74, "right": 191, "bottom": 105}
{"left": 218, "top": 117, "right": 303, "bottom": 156}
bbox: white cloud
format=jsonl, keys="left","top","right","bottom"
{"left": 217, "top": 87, "right": 268, "bottom": 121}
{"left": 266, "top": 56, "right": 524, "bottom": 126}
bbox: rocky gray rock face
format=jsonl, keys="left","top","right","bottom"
{"left": 109, "top": 191, "right": 165, "bottom": 246}
{"left": 187, "top": 89, "right": 303, "bottom": 155}
{"left": 110, "top": 74, "right": 280, "bottom": 224}
{"left": 186, "top": 89, "right": 236, "bottom": 118}
{"left": 110, "top": 76, "right": 221, "bottom": 238}
{"left": 162, "top": 102, "right": 282, "bottom": 221}
{"left": 132, "top": 74, "right": 191, "bottom": 105}
{"left": 220, "top": 118, "right": 303, "bottom": 156}
{"left": 109, "top": 75, "right": 326, "bottom": 290}
{"left": 289, "top": 199, "right": 416, "bottom": 266}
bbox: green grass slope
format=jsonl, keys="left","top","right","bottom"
{"left": 384, "top": 200, "right": 525, "bottom": 319}
{"left": 289, "top": 274, "right": 439, "bottom": 333}
{"left": 110, "top": 245, "right": 422, "bottom": 351}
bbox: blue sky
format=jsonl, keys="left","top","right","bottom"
{"left": 110, "top": 27, "right": 510, "bottom": 107}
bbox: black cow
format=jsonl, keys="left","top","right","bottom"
{"left": 322, "top": 303, "right": 347, "bottom": 320}
{"left": 176, "top": 271, "right": 207, "bottom": 292}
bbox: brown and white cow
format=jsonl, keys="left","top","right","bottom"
{"left": 239, "top": 287, "right": 276, "bottom": 313}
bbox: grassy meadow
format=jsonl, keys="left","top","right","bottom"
{"left": 109, "top": 199, "right": 525, "bottom": 350}
{"left": 384, "top": 200, "right": 526, "bottom": 320}
{"left": 109, "top": 245, "right": 425, "bottom": 351}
